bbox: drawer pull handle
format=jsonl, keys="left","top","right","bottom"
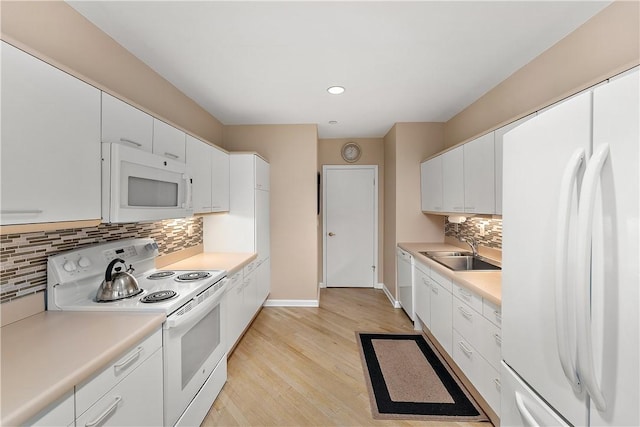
{"left": 164, "top": 152, "right": 179, "bottom": 159}
{"left": 114, "top": 346, "right": 143, "bottom": 371}
{"left": 422, "top": 277, "right": 429, "bottom": 285}
{"left": 459, "top": 289, "right": 472, "bottom": 299}
{"left": 458, "top": 341, "right": 473, "bottom": 356}
{"left": 458, "top": 306, "right": 473, "bottom": 319}
{"left": 120, "top": 137, "right": 142, "bottom": 147}
{"left": 493, "top": 333, "right": 502, "bottom": 346}
{"left": 431, "top": 286, "right": 439, "bottom": 295}
{"left": 493, "top": 310, "right": 502, "bottom": 321}
{"left": 494, "top": 378, "right": 501, "bottom": 391}
{"left": 85, "top": 396, "right": 122, "bottom": 427}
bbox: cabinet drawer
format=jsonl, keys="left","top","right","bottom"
{"left": 76, "top": 349, "right": 163, "bottom": 427}
{"left": 244, "top": 259, "right": 259, "bottom": 276}
{"left": 476, "top": 354, "right": 501, "bottom": 415}
{"left": 452, "top": 331, "right": 478, "bottom": 382}
{"left": 483, "top": 299, "right": 502, "bottom": 327}
{"left": 429, "top": 267, "right": 452, "bottom": 292}
{"left": 454, "top": 284, "right": 483, "bottom": 313}
{"left": 453, "top": 297, "right": 480, "bottom": 344}
{"left": 227, "top": 271, "right": 243, "bottom": 289}
{"left": 479, "top": 317, "right": 502, "bottom": 370}
{"left": 76, "top": 329, "right": 162, "bottom": 416}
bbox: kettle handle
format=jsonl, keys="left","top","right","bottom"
{"left": 105, "top": 258, "right": 125, "bottom": 283}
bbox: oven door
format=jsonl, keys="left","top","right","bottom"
{"left": 163, "top": 284, "right": 226, "bottom": 427}
{"left": 102, "top": 142, "right": 193, "bottom": 223}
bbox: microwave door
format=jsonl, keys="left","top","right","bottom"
{"left": 103, "top": 143, "right": 193, "bottom": 223}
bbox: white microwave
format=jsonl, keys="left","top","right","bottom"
{"left": 102, "top": 143, "right": 193, "bottom": 223}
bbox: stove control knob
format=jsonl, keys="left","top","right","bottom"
{"left": 63, "top": 260, "right": 77, "bottom": 272}
{"left": 78, "top": 257, "right": 91, "bottom": 268}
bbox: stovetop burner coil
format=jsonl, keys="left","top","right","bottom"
{"left": 175, "top": 272, "right": 211, "bottom": 282}
{"left": 140, "top": 290, "right": 178, "bottom": 303}
{"left": 147, "top": 271, "right": 176, "bottom": 280}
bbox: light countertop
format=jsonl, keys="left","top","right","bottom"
{"left": 1, "top": 311, "right": 165, "bottom": 426}
{"left": 162, "top": 252, "right": 257, "bottom": 274}
{"left": 398, "top": 242, "right": 501, "bottom": 306}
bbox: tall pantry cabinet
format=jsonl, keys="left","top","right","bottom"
{"left": 203, "top": 153, "right": 270, "bottom": 350}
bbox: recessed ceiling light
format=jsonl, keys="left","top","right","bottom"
{"left": 329, "top": 120, "right": 338, "bottom": 125}
{"left": 327, "top": 86, "right": 345, "bottom": 95}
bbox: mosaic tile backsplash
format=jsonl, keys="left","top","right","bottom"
{"left": 445, "top": 217, "right": 502, "bottom": 249}
{"left": 0, "top": 217, "right": 203, "bottom": 303}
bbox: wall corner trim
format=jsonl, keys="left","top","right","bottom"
{"left": 382, "top": 285, "right": 401, "bottom": 309}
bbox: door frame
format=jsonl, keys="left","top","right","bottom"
{"left": 322, "top": 165, "right": 378, "bottom": 287}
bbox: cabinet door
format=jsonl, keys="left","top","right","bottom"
{"left": 430, "top": 281, "right": 453, "bottom": 356}
{"left": 420, "top": 157, "right": 443, "bottom": 212}
{"left": 256, "top": 259, "right": 270, "bottom": 306}
{"left": 185, "top": 136, "right": 213, "bottom": 213}
{"left": 243, "top": 267, "right": 258, "bottom": 325}
{"left": 494, "top": 114, "right": 533, "bottom": 214}
{"left": 211, "top": 147, "right": 230, "bottom": 212}
{"left": 75, "top": 349, "right": 163, "bottom": 427}
{"left": 1, "top": 42, "right": 101, "bottom": 225}
{"left": 153, "top": 119, "right": 186, "bottom": 162}
{"left": 225, "top": 274, "right": 245, "bottom": 352}
{"left": 101, "top": 92, "right": 153, "bottom": 152}
{"left": 442, "top": 146, "right": 464, "bottom": 213}
{"left": 414, "top": 264, "right": 431, "bottom": 328}
{"left": 464, "top": 132, "right": 495, "bottom": 214}
{"left": 256, "top": 189, "right": 270, "bottom": 261}
{"left": 255, "top": 156, "right": 270, "bottom": 191}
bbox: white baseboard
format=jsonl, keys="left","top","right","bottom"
{"left": 382, "top": 285, "right": 401, "bottom": 308}
{"left": 374, "top": 282, "right": 383, "bottom": 290}
{"left": 319, "top": 282, "right": 326, "bottom": 288}
{"left": 263, "top": 299, "right": 320, "bottom": 308}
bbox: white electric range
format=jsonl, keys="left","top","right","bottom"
{"left": 47, "top": 238, "right": 228, "bottom": 427}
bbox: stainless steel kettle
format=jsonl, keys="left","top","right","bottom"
{"left": 95, "top": 258, "right": 143, "bottom": 302}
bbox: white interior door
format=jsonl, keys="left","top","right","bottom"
{"left": 323, "top": 166, "right": 377, "bottom": 287}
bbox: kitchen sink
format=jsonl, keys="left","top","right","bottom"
{"left": 419, "top": 251, "right": 501, "bottom": 271}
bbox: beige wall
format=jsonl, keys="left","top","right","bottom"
{"left": 317, "top": 138, "right": 385, "bottom": 284}
{"left": 444, "top": 1, "right": 640, "bottom": 147}
{"left": 223, "top": 124, "right": 319, "bottom": 301}
{"left": 1, "top": 1, "right": 224, "bottom": 146}
{"left": 383, "top": 123, "right": 445, "bottom": 298}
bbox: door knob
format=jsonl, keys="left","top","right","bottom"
{"left": 328, "top": 232, "right": 335, "bottom": 237}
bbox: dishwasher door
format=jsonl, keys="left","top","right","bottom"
{"left": 396, "top": 248, "right": 414, "bottom": 321}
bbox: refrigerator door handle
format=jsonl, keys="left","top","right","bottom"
{"left": 554, "top": 148, "right": 584, "bottom": 393}
{"left": 515, "top": 392, "right": 541, "bottom": 427}
{"left": 576, "top": 143, "right": 610, "bottom": 412}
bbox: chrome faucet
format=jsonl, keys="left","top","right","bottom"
{"left": 461, "top": 237, "right": 478, "bottom": 257}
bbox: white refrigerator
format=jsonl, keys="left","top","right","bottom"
{"left": 501, "top": 67, "right": 639, "bottom": 426}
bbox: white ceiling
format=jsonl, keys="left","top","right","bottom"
{"left": 68, "top": 1, "right": 610, "bottom": 139}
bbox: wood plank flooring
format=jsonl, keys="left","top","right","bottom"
{"left": 203, "top": 288, "right": 490, "bottom": 426}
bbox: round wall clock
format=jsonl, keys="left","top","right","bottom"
{"left": 341, "top": 142, "right": 362, "bottom": 163}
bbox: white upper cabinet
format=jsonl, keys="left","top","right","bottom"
{"left": 442, "top": 146, "right": 465, "bottom": 213}
{"left": 101, "top": 92, "right": 153, "bottom": 152}
{"left": 152, "top": 119, "right": 186, "bottom": 162}
{"left": 420, "top": 156, "right": 443, "bottom": 212}
{"left": 186, "top": 135, "right": 230, "bottom": 213}
{"left": 1, "top": 42, "right": 101, "bottom": 225}
{"left": 255, "top": 156, "right": 270, "bottom": 191}
{"left": 211, "top": 147, "right": 230, "bottom": 212}
{"left": 494, "top": 114, "right": 534, "bottom": 215}
{"left": 463, "top": 132, "right": 495, "bottom": 214}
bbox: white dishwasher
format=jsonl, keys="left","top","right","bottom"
{"left": 396, "top": 247, "right": 414, "bottom": 322}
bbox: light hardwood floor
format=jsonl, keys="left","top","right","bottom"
{"left": 203, "top": 288, "right": 490, "bottom": 426}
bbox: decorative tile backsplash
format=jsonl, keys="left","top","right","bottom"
{"left": 444, "top": 217, "right": 502, "bottom": 249}
{"left": 0, "top": 217, "right": 203, "bottom": 303}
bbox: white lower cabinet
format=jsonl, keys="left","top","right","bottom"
{"left": 429, "top": 280, "right": 453, "bottom": 356}
{"left": 225, "top": 271, "right": 245, "bottom": 353}
{"left": 76, "top": 349, "right": 163, "bottom": 427}
{"left": 415, "top": 259, "right": 502, "bottom": 418}
{"left": 414, "top": 261, "right": 431, "bottom": 329}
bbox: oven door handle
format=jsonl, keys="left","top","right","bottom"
{"left": 164, "top": 285, "right": 225, "bottom": 330}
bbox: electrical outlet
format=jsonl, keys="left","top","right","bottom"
{"left": 478, "top": 223, "right": 485, "bottom": 236}
{"left": 187, "top": 225, "right": 194, "bottom": 236}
